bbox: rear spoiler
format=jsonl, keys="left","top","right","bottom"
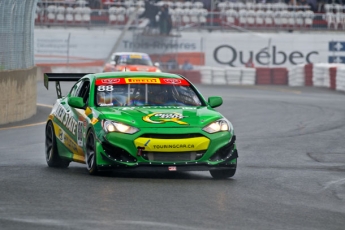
{"left": 44, "top": 73, "right": 92, "bottom": 98}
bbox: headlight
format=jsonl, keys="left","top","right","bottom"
{"left": 102, "top": 120, "right": 139, "bottom": 134}
{"left": 155, "top": 69, "right": 161, "bottom": 72}
{"left": 203, "top": 119, "right": 231, "bottom": 134}
{"left": 122, "top": 67, "right": 130, "bottom": 72}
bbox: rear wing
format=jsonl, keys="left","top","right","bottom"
{"left": 44, "top": 73, "right": 92, "bottom": 98}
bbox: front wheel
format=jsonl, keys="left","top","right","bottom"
{"left": 210, "top": 168, "right": 236, "bottom": 179}
{"left": 85, "top": 130, "right": 98, "bottom": 175}
{"left": 45, "top": 122, "right": 70, "bottom": 168}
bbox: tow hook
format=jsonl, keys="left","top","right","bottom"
{"left": 137, "top": 147, "right": 145, "bottom": 156}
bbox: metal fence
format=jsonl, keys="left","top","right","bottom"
{"left": 0, "top": 0, "right": 38, "bottom": 70}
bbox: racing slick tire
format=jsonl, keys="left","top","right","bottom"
{"left": 45, "top": 121, "right": 70, "bottom": 168}
{"left": 209, "top": 168, "right": 236, "bottom": 179}
{"left": 85, "top": 130, "right": 99, "bottom": 175}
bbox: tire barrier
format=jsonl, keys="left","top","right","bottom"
{"left": 199, "top": 67, "right": 256, "bottom": 85}
{"left": 288, "top": 64, "right": 305, "bottom": 86}
{"left": 304, "top": 63, "right": 313, "bottom": 86}
{"left": 256, "top": 68, "right": 271, "bottom": 85}
{"left": 39, "top": 64, "right": 345, "bottom": 95}
{"left": 313, "top": 63, "right": 332, "bottom": 88}
{"left": 336, "top": 66, "right": 345, "bottom": 92}
{"left": 330, "top": 67, "right": 337, "bottom": 90}
{"left": 196, "top": 64, "right": 345, "bottom": 94}
{"left": 167, "top": 70, "right": 202, "bottom": 84}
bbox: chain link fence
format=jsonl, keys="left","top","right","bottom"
{"left": 0, "top": 0, "right": 38, "bottom": 70}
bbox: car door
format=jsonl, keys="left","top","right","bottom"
{"left": 54, "top": 81, "right": 83, "bottom": 159}
{"left": 69, "top": 79, "right": 92, "bottom": 162}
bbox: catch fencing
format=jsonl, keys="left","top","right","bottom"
{"left": 0, "top": 0, "right": 37, "bottom": 70}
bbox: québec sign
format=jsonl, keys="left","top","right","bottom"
{"left": 213, "top": 45, "right": 319, "bottom": 67}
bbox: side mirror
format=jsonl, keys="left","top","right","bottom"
{"left": 208, "top": 96, "right": 223, "bottom": 108}
{"left": 154, "top": 62, "right": 160, "bottom": 67}
{"left": 68, "top": 97, "right": 85, "bottom": 109}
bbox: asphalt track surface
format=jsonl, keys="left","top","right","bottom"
{"left": 1, "top": 81, "right": 345, "bottom": 230}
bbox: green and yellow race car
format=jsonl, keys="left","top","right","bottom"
{"left": 44, "top": 72, "right": 238, "bottom": 179}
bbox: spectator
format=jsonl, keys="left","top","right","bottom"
{"left": 158, "top": 4, "right": 172, "bottom": 35}
{"left": 167, "top": 57, "right": 178, "bottom": 70}
{"left": 182, "top": 60, "right": 193, "bottom": 70}
{"left": 201, "top": 0, "right": 212, "bottom": 11}
{"left": 306, "top": 0, "right": 317, "bottom": 12}
{"left": 89, "top": 0, "right": 101, "bottom": 9}
{"left": 140, "top": 0, "right": 160, "bottom": 29}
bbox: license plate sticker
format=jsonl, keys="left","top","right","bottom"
{"left": 168, "top": 166, "right": 176, "bottom": 171}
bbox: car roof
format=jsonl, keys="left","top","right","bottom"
{"left": 112, "top": 52, "right": 150, "bottom": 56}
{"left": 92, "top": 72, "right": 184, "bottom": 79}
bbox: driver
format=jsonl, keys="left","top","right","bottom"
{"left": 147, "top": 85, "right": 169, "bottom": 105}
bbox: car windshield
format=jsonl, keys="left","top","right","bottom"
{"left": 95, "top": 81, "right": 203, "bottom": 107}
{"left": 113, "top": 54, "right": 153, "bottom": 66}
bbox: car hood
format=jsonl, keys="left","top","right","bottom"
{"left": 118, "top": 65, "right": 158, "bottom": 72}
{"left": 97, "top": 106, "right": 223, "bottom": 128}
{"left": 103, "top": 64, "right": 159, "bottom": 72}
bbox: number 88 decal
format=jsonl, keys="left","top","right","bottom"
{"left": 97, "top": 85, "right": 113, "bottom": 91}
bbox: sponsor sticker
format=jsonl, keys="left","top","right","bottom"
{"left": 134, "top": 137, "right": 210, "bottom": 152}
{"left": 77, "top": 121, "right": 83, "bottom": 146}
{"left": 99, "top": 103, "right": 114, "bottom": 107}
{"left": 142, "top": 112, "right": 189, "bottom": 125}
{"left": 101, "top": 79, "right": 120, "bottom": 84}
{"left": 125, "top": 78, "right": 160, "bottom": 84}
{"left": 153, "top": 144, "right": 194, "bottom": 149}
{"left": 58, "top": 127, "right": 65, "bottom": 142}
{"left": 96, "top": 78, "right": 190, "bottom": 85}
{"left": 54, "top": 104, "right": 78, "bottom": 135}
{"left": 91, "top": 117, "right": 98, "bottom": 125}
{"left": 129, "top": 54, "right": 143, "bottom": 59}
{"left": 163, "top": 79, "right": 181, "bottom": 84}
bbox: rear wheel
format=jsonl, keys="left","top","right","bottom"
{"left": 85, "top": 130, "right": 98, "bottom": 175}
{"left": 210, "top": 168, "right": 236, "bottom": 179}
{"left": 45, "top": 122, "right": 70, "bottom": 168}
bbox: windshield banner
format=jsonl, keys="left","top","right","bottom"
{"left": 95, "top": 78, "right": 190, "bottom": 86}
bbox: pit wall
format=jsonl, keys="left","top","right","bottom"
{"left": 0, "top": 67, "right": 37, "bottom": 125}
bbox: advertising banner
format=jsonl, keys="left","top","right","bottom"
{"left": 34, "top": 28, "right": 345, "bottom": 67}
{"left": 201, "top": 31, "right": 345, "bottom": 67}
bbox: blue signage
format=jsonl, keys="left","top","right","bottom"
{"left": 329, "top": 42, "right": 345, "bottom": 52}
{"left": 328, "top": 56, "right": 345, "bottom": 63}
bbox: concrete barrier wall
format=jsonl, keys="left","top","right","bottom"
{"left": 0, "top": 67, "right": 37, "bottom": 125}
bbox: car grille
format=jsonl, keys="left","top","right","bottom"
{"left": 142, "top": 151, "right": 205, "bottom": 162}
{"left": 140, "top": 133, "right": 203, "bottom": 139}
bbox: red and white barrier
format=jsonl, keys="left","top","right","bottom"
{"left": 313, "top": 63, "right": 333, "bottom": 88}
{"left": 241, "top": 68, "right": 256, "bottom": 85}
{"left": 336, "top": 66, "right": 345, "bottom": 92}
{"left": 199, "top": 66, "right": 256, "bottom": 85}
{"left": 288, "top": 64, "right": 305, "bottom": 86}
{"left": 225, "top": 67, "right": 242, "bottom": 85}
{"left": 40, "top": 63, "right": 345, "bottom": 95}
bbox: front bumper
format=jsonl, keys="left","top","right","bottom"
{"left": 95, "top": 127, "right": 238, "bottom": 171}
{"left": 97, "top": 149, "right": 238, "bottom": 172}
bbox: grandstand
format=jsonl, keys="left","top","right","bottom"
{"left": 35, "top": 0, "right": 345, "bottom": 31}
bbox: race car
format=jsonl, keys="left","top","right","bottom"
{"left": 103, "top": 52, "right": 161, "bottom": 73}
{"left": 44, "top": 72, "right": 238, "bottom": 179}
